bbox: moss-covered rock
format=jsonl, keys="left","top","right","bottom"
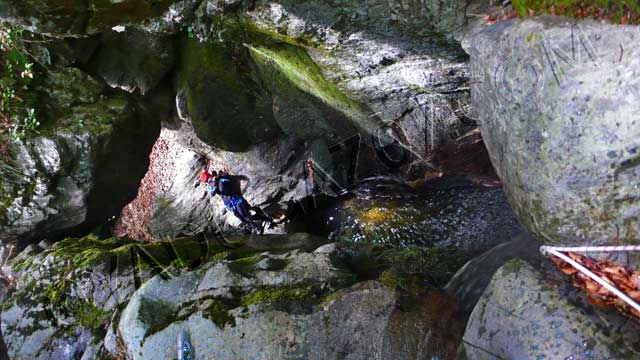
{"left": 0, "top": 65, "right": 161, "bottom": 245}
{"left": 117, "top": 238, "right": 466, "bottom": 360}
{"left": 2, "top": 232, "right": 312, "bottom": 359}
{"left": 175, "top": 34, "right": 280, "bottom": 151}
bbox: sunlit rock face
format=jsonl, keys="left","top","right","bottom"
{"left": 245, "top": 0, "right": 474, "bottom": 175}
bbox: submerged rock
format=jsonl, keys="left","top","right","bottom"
{"left": 461, "top": 259, "right": 640, "bottom": 359}
{"left": 444, "top": 231, "right": 541, "bottom": 318}
{"left": 469, "top": 16, "right": 640, "bottom": 247}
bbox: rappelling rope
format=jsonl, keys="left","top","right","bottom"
{"left": 540, "top": 245, "right": 640, "bottom": 315}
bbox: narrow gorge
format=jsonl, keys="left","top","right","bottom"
{"left": 0, "top": 0, "right": 639, "bottom": 359}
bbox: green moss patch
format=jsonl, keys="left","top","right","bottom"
{"left": 241, "top": 285, "right": 315, "bottom": 307}
{"left": 247, "top": 43, "right": 372, "bottom": 130}
{"left": 74, "top": 301, "right": 110, "bottom": 338}
{"left": 207, "top": 14, "right": 378, "bottom": 135}
{"left": 176, "top": 30, "right": 278, "bottom": 151}
{"left": 343, "top": 243, "right": 470, "bottom": 288}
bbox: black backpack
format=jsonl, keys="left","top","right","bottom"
{"left": 217, "top": 174, "right": 241, "bottom": 196}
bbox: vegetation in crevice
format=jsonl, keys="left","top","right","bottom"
{"left": 512, "top": 0, "right": 640, "bottom": 24}
{"left": 0, "top": 23, "right": 41, "bottom": 147}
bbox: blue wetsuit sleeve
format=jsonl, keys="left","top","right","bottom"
{"left": 206, "top": 182, "right": 218, "bottom": 196}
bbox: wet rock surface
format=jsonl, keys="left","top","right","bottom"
{"left": 288, "top": 177, "right": 523, "bottom": 253}
{"left": 444, "top": 231, "right": 542, "bottom": 318}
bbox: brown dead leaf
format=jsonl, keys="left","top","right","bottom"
{"left": 550, "top": 252, "right": 640, "bottom": 321}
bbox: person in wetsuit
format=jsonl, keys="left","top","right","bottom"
{"left": 200, "top": 168, "right": 273, "bottom": 233}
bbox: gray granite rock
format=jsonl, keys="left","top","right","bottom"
{"left": 469, "top": 16, "right": 640, "bottom": 247}
{"left": 118, "top": 251, "right": 464, "bottom": 360}
{"left": 444, "top": 231, "right": 542, "bottom": 317}
{"left": 462, "top": 259, "right": 640, "bottom": 359}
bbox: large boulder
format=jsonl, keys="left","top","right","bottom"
{"left": 116, "top": 242, "right": 465, "bottom": 360}
{"left": 246, "top": 0, "right": 474, "bottom": 175}
{"left": 469, "top": 16, "right": 640, "bottom": 246}
{"left": 90, "top": 28, "right": 176, "bottom": 94}
{"left": 0, "top": 232, "right": 328, "bottom": 359}
{"left": 461, "top": 259, "right": 640, "bottom": 359}
{"left": 174, "top": 36, "right": 281, "bottom": 151}
{"left": 1, "top": 233, "right": 469, "bottom": 359}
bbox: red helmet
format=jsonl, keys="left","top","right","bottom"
{"left": 200, "top": 170, "right": 212, "bottom": 183}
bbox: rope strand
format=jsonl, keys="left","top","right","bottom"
{"left": 541, "top": 245, "right": 640, "bottom": 254}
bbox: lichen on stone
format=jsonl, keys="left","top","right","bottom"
{"left": 241, "top": 285, "right": 315, "bottom": 307}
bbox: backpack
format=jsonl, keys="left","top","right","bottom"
{"left": 217, "top": 174, "right": 241, "bottom": 196}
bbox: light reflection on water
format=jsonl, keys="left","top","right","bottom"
{"left": 296, "top": 177, "right": 522, "bottom": 250}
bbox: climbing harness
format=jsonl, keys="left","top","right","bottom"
{"left": 540, "top": 244, "right": 640, "bottom": 316}
{"left": 224, "top": 194, "right": 245, "bottom": 212}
